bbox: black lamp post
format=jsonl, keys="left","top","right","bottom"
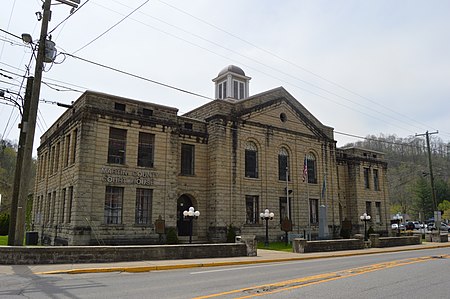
{"left": 183, "top": 207, "right": 200, "bottom": 244}
{"left": 360, "top": 212, "right": 371, "bottom": 241}
{"left": 260, "top": 209, "right": 274, "bottom": 247}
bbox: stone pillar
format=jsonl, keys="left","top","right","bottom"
{"left": 240, "top": 235, "right": 257, "bottom": 256}
{"left": 369, "top": 234, "right": 380, "bottom": 248}
{"left": 293, "top": 238, "right": 307, "bottom": 253}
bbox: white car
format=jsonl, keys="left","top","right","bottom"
{"left": 391, "top": 223, "right": 406, "bottom": 230}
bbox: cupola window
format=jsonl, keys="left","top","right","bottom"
{"left": 218, "top": 81, "right": 227, "bottom": 99}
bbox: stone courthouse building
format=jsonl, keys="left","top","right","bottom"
{"left": 33, "top": 66, "right": 389, "bottom": 245}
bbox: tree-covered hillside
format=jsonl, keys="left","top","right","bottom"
{"left": 0, "top": 139, "right": 36, "bottom": 216}
{"left": 0, "top": 139, "right": 17, "bottom": 215}
{"left": 344, "top": 134, "right": 450, "bottom": 221}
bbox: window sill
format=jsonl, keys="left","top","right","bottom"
{"left": 101, "top": 224, "right": 125, "bottom": 229}
{"left": 133, "top": 223, "right": 153, "bottom": 228}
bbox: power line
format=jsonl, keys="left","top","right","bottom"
{"left": 72, "top": 0, "right": 149, "bottom": 54}
{"left": 62, "top": 52, "right": 213, "bottom": 100}
{"left": 0, "top": 28, "right": 21, "bottom": 42}
{"left": 0, "top": 0, "right": 17, "bottom": 61}
{"left": 48, "top": 0, "right": 92, "bottom": 35}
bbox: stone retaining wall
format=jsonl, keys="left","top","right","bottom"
{"left": 424, "top": 232, "right": 448, "bottom": 243}
{"left": 292, "top": 238, "right": 365, "bottom": 253}
{"left": 369, "top": 234, "right": 421, "bottom": 247}
{"left": 0, "top": 243, "right": 248, "bottom": 265}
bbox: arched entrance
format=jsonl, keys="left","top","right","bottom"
{"left": 177, "top": 195, "right": 194, "bottom": 236}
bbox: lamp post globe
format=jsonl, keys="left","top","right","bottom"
{"left": 393, "top": 213, "right": 403, "bottom": 236}
{"left": 183, "top": 206, "right": 199, "bottom": 244}
{"left": 260, "top": 209, "right": 274, "bottom": 247}
{"left": 360, "top": 212, "right": 371, "bottom": 241}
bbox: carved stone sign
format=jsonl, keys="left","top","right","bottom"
{"left": 101, "top": 167, "right": 156, "bottom": 186}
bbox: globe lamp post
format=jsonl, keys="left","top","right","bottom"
{"left": 260, "top": 209, "right": 274, "bottom": 247}
{"left": 183, "top": 207, "right": 200, "bottom": 244}
{"left": 393, "top": 213, "right": 403, "bottom": 236}
{"left": 360, "top": 212, "right": 371, "bottom": 241}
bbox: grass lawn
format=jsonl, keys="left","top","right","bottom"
{"left": 257, "top": 241, "right": 292, "bottom": 252}
{"left": 0, "top": 235, "right": 8, "bottom": 246}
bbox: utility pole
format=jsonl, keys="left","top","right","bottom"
{"left": 8, "top": 0, "right": 52, "bottom": 246}
{"left": 415, "top": 131, "right": 439, "bottom": 212}
{"left": 8, "top": 77, "right": 34, "bottom": 245}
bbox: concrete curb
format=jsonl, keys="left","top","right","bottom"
{"left": 36, "top": 242, "right": 450, "bottom": 275}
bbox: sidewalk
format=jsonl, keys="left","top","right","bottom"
{"left": 2, "top": 242, "right": 450, "bottom": 276}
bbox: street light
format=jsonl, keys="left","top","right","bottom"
{"left": 260, "top": 209, "right": 274, "bottom": 247}
{"left": 393, "top": 213, "right": 403, "bottom": 236}
{"left": 183, "top": 207, "right": 200, "bottom": 244}
{"left": 360, "top": 212, "right": 371, "bottom": 241}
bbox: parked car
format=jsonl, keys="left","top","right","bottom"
{"left": 427, "top": 222, "right": 450, "bottom": 232}
{"left": 413, "top": 221, "right": 421, "bottom": 229}
{"left": 391, "top": 223, "right": 406, "bottom": 230}
{"left": 405, "top": 221, "right": 415, "bottom": 230}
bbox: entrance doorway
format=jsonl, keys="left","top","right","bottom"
{"left": 177, "top": 195, "right": 193, "bottom": 236}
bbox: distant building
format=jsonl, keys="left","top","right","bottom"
{"left": 33, "top": 66, "right": 389, "bottom": 245}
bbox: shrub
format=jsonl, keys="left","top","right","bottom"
{"left": 166, "top": 227, "right": 179, "bottom": 244}
{"left": 0, "top": 213, "right": 10, "bottom": 236}
{"left": 340, "top": 226, "right": 351, "bottom": 239}
{"left": 367, "top": 226, "right": 375, "bottom": 236}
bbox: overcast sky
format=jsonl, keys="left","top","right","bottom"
{"left": 1, "top": 0, "right": 449, "bottom": 156}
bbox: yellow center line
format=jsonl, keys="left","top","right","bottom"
{"left": 194, "top": 255, "right": 449, "bottom": 299}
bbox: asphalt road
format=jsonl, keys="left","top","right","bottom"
{"left": 1, "top": 247, "right": 449, "bottom": 298}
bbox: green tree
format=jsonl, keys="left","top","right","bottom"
{"left": 435, "top": 178, "right": 450, "bottom": 206}
{"left": 412, "top": 177, "right": 434, "bottom": 220}
{"left": 438, "top": 200, "right": 450, "bottom": 221}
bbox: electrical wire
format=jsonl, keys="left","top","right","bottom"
{"left": 42, "top": 81, "right": 82, "bottom": 93}
{"left": 48, "top": 0, "right": 92, "bottom": 35}
{"left": 0, "top": 0, "right": 16, "bottom": 59}
{"left": 63, "top": 52, "right": 213, "bottom": 100}
{"left": 72, "top": 0, "right": 149, "bottom": 54}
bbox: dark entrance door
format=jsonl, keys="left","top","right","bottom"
{"left": 177, "top": 195, "right": 192, "bottom": 236}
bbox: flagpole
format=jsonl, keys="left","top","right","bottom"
{"left": 303, "top": 155, "right": 311, "bottom": 241}
{"left": 307, "top": 176, "right": 311, "bottom": 240}
{"left": 286, "top": 166, "right": 290, "bottom": 222}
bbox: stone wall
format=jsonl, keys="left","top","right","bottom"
{"left": 369, "top": 234, "right": 421, "bottom": 247}
{"left": 0, "top": 243, "right": 248, "bottom": 265}
{"left": 292, "top": 238, "right": 365, "bottom": 253}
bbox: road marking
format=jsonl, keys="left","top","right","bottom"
{"left": 193, "top": 255, "right": 449, "bottom": 299}
{"left": 190, "top": 264, "right": 279, "bottom": 275}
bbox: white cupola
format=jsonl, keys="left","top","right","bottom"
{"left": 212, "top": 65, "right": 251, "bottom": 101}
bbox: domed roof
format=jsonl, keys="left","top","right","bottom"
{"left": 218, "top": 65, "right": 245, "bottom": 77}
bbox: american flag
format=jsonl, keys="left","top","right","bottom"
{"left": 302, "top": 156, "right": 308, "bottom": 182}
